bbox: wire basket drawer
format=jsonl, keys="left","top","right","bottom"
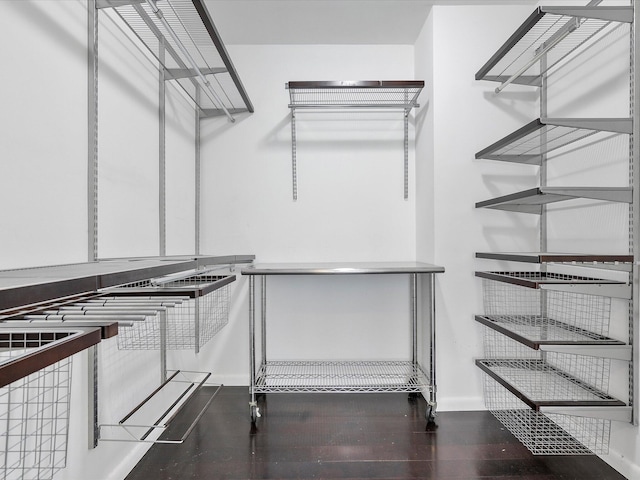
{"left": 480, "top": 275, "right": 612, "bottom": 339}
{"left": 0, "top": 358, "right": 72, "bottom": 480}
{"left": 114, "top": 274, "right": 235, "bottom": 351}
{"left": 482, "top": 373, "right": 611, "bottom": 455}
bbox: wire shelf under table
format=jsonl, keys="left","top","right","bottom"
{"left": 254, "top": 360, "right": 431, "bottom": 394}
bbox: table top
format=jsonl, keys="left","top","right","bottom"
{"left": 241, "top": 261, "right": 445, "bottom": 276}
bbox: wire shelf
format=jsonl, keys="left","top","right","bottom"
{"left": 477, "top": 271, "right": 626, "bottom": 289}
{"left": 101, "top": 0, "right": 253, "bottom": 116}
{"left": 477, "top": 357, "right": 621, "bottom": 409}
{"left": 254, "top": 360, "right": 430, "bottom": 394}
{"left": 0, "top": 353, "right": 72, "bottom": 480}
{"left": 482, "top": 374, "right": 611, "bottom": 455}
{"left": 475, "top": 6, "right": 632, "bottom": 87}
{"left": 475, "top": 118, "right": 631, "bottom": 164}
{"left": 114, "top": 275, "right": 233, "bottom": 351}
{"left": 286, "top": 81, "right": 424, "bottom": 109}
{"left": 476, "top": 315, "right": 623, "bottom": 349}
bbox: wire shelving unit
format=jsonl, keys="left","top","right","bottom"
{"left": 97, "top": 0, "right": 253, "bottom": 120}
{"left": 473, "top": 1, "right": 637, "bottom": 455}
{"left": 285, "top": 80, "right": 424, "bottom": 200}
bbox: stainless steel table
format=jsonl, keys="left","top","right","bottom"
{"left": 241, "top": 262, "right": 445, "bottom": 423}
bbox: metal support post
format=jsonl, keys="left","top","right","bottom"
{"left": 88, "top": 0, "right": 99, "bottom": 262}
{"left": 160, "top": 310, "right": 167, "bottom": 383}
{"left": 195, "top": 86, "right": 201, "bottom": 255}
{"left": 291, "top": 109, "right": 297, "bottom": 200}
{"left": 261, "top": 276, "right": 267, "bottom": 366}
{"left": 159, "top": 39, "right": 166, "bottom": 256}
{"left": 429, "top": 274, "right": 437, "bottom": 410}
{"left": 411, "top": 273, "right": 417, "bottom": 365}
{"left": 87, "top": 345, "right": 99, "bottom": 448}
{"left": 404, "top": 111, "right": 409, "bottom": 200}
{"left": 631, "top": 0, "right": 639, "bottom": 426}
{"left": 249, "top": 276, "right": 258, "bottom": 420}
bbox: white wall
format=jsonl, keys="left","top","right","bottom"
{"left": 0, "top": 1, "right": 88, "bottom": 269}
{"left": 427, "top": 4, "right": 539, "bottom": 411}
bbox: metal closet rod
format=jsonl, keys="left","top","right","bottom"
{"left": 144, "top": 0, "right": 235, "bottom": 123}
{"left": 495, "top": 17, "right": 579, "bottom": 94}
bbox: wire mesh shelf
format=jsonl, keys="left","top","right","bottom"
{"left": 286, "top": 81, "right": 424, "bottom": 109}
{"left": 475, "top": 118, "right": 631, "bottom": 164}
{"left": 99, "top": 0, "right": 253, "bottom": 117}
{"left": 476, "top": 357, "right": 622, "bottom": 409}
{"left": 254, "top": 360, "right": 431, "bottom": 394}
{"left": 0, "top": 354, "right": 72, "bottom": 480}
{"left": 112, "top": 274, "right": 234, "bottom": 351}
{"left": 475, "top": 6, "right": 632, "bottom": 88}
{"left": 477, "top": 271, "right": 626, "bottom": 289}
{"left": 482, "top": 374, "right": 611, "bottom": 455}
{"left": 475, "top": 187, "right": 632, "bottom": 214}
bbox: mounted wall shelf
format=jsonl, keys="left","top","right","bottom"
{"left": 475, "top": 186, "right": 632, "bottom": 214}
{"left": 285, "top": 80, "right": 424, "bottom": 200}
{"left": 476, "top": 359, "right": 626, "bottom": 409}
{"left": 97, "top": 0, "right": 254, "bottom": 121}
{"left": 476, "top": 252, "right": 633, "bottom": 264}
{"left": 475, "top": 6, "right": 633, "bottom": 93}
{"left": 475, "top": 271, "right": 627, "bottom": 289}
{"left": 476, "top": 252, "right": 634, "bottom": 272}
{"left": 475, "top": 315, "right": 625, "bottom": 350}
{"left": 475, "top": 118, "right": 632, "bottom": 164}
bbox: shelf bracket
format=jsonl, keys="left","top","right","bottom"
{"left": 540, "top": 406, "right": 632, "bottom": 423}
{"left": 540, "top": 283, "right": 632, "bottom": 299}
{"left": 539, "top": 344, "right": 632, "bottom": 361}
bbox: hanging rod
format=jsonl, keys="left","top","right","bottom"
{"left": 495, "top": 17, "right": 579, "bottom": 94}
{"left": 144, "top": 0, "right": 235, "bottom": 122}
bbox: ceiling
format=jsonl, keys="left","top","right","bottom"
{"left": 204, "top": 0, "right": 539, "bottom": 45}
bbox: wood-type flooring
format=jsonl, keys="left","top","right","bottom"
{"left": 125, "top": 386, "right": 627, "bottom": 480}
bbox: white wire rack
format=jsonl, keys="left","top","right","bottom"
{"left": 0, "top": 345, "right": 72, "bottom": 480}
{"left": 254, "top": 360, "right": 430, "bottom": 394}
{"left": 483, "top": 374, "right": 611, "bottom": 455}
{"left": 114, "top": 275, "right": 233, "bottom": 351}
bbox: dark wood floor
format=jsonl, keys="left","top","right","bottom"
{"left": 126, "top": 386, "right": 627, "bottom": 480}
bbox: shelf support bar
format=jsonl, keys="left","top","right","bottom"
{"left": 540, "top": 406, "right": 632, "bottom": 422}
{"left": 404, "top": 109, "right": 409, "bottom": 200}
{"left": 88, "top": 0, "right": 99, "bottom": 262}
{"left": 291, "top": 109, "right": 297, "bottom": 201}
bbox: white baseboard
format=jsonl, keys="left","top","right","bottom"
{"left": 600, "top": 448, "right": 636, "bottom": 480}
